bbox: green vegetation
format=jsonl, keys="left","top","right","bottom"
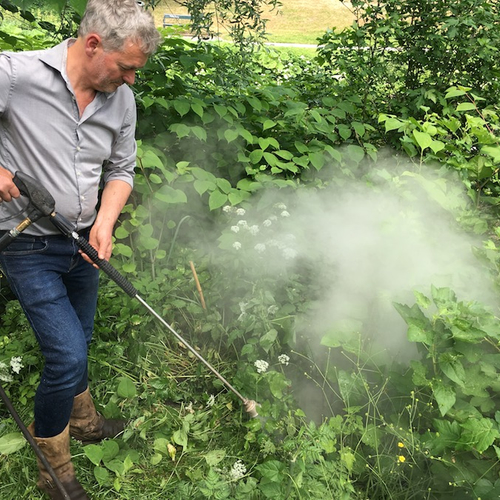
{"left": 2, "top": 0, "right": 500, "bottom": 498}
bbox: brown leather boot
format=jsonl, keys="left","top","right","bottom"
{"left": 28, "top": 423, "right": 89, "bottom": 500}
{"left": 69, "top": 388, "right": 127, "bottom": 445}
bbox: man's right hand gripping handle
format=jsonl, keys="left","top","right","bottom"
{"left": 0, "top": 167, "right": 20, "bottom": 202}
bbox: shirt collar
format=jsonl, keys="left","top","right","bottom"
{"left": 39, "top": 39, "right": 116, "bottom": 99}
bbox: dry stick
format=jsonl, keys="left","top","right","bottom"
{"left": 189, "top": 260, "right": 206, "bottom": 310}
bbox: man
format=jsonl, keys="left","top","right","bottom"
{"left": 0, "top": 1, "right": 161, "bottom": 498}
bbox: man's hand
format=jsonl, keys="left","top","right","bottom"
{"left": 0, "top": 167, "right": 20, "bottom": 202}
{"left": 79, "top": 179, "right": 132, "bottom": 267}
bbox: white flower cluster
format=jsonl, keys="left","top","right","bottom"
{"left": 230, "top": 460, "right": 247, "bottom": 481}
{"left": 278, "top": 354, "right": 290, "bottom": 366}
{"left": 0, "top": 356, "right": 24, "bottom": 382}
{"left": 222, "top": 206, "right": 246, "bottom": 216}
{"left": 206, "top": 394, "right": 215, "bottom": 407}
{"left": 223, "top": 202, "right": 298, "bottom": 261}
{"left": 254, "top": 359, "right": 269, "bottom": 374}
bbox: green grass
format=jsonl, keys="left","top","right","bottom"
{"left": 154, "top": 0, "right": 355, "bottom": 45}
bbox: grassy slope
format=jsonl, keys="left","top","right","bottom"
{"left": 154, "top": 0, "right": 355, "bottom": 44}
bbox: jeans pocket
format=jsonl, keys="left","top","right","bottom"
{"left": 0, "top": 235, "right": 48, "bottom": 255}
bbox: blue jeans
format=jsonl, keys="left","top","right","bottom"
{"left": 0, "top": 231, "right": 99, "bottom": 437}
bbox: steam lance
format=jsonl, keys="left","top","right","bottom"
{"left": 0, "top": 171, "right": 259, "bottom": 418}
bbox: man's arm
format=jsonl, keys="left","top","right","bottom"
{"left": 86, "top": 179, "right": 132, "bottom": 263}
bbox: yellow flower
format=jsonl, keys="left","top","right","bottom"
{"left": 398, "top": 455, "right": 406, "bottom": 463}
{"left": 397, "top": 442, "right": 405, "bottom": 448}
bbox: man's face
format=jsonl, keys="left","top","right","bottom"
{"left": 91, "top": 40, "right": 148, "bottom": 92}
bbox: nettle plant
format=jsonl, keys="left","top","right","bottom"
{"left": 394, "top": 286, "right": 500, "bottom": 498}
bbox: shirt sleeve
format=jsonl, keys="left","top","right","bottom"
{"left": 0, "top": 54, "right": 13, "bottom": 116}
{"left": 102, "top": 90, "right": 137, "bottom": 188}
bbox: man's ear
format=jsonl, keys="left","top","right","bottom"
{"left": 85, "top": 34, "right": 102, "bottom": 56}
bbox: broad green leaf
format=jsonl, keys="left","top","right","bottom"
{"left": 407, "top": 323, "right": 433, "bottom": 345}
{"left": 149, "top": 173, "right": 162, "bottom": 184}
{"left": 482, "top": 145, "right": 500, "bottom": 163}
{"left": 352, "top": 121, "right": 365, "bottom": 137}
{"left": 431, "top": 286, "right": 456, "bottom": 308}
{"left": 275, "top": 150, "right": 294, "bottom": 160}
{"left": 204, "top": 449, "right": 226, "bottom": 466}
{"left": 432, "top": 381, "right": 456, "bottom": 416}
{"left": 224, "top": 129, "right": 239, "bottom": 143}
{"left": 258, "top": 137, "right": 273, "bottom": 151}
{"left": 113, "top": 243, "right": 133, "bottom": 258}
{"left": 246, "top": 96, "right": 262, "bottom": 111}
{"left": 360, "top": 423, "right": 382, "bottom": 449}
{"left": 122, "top": 262, "right": 136, "bottom": 273}
{"left": 209, "top": 190, "right": 228, "bottom": 210}
{"left": 456, "top": 102, "right": 476, "bottom": 112}
{"left": 84, "top": 444, "right": 104, "bottom": 466}
{"left": 249, "top": 149, "right": 264, "bottom": 164}
{"left": 337, "top": 124, "right": 351, "bottom": 140}
{"left": 101, "top": 440, "right": 120, "bottom": 463}
{"left": 238, "top": 127, "right": 254, "bottom": 144}
{"left": 429, "top": 140, "right": 445, "bottom": 153}
{"left": 294, "top": 141, "right": 309, "bottom": 154}
{"left": 459, "top": 418, "right": 500, "bottom": 453}
{"left": 430, "top": 419, "right": 461, "bottom": 454}
{"left": 194, "top": 179, "right": 216, "bottom": 195}
{"left": 255, "top": 460, "right": 285, "bottom": 482}
{"left": 413, "top": 130, "right": 432, "bottom": 151}
{"left": 346, "top": 145, "right": 365, "bottom": 164}
{"left": 117, "top": 377, "right": 137, "bottom": 399}
{"left": 259, "top": 328, "right": 278, "bottom": 352}
{"left": 155, "top": 185, "right": 188, "bottom": 204}
{"left": 439, "top": 355, "right": 466, "bottom": 388}
{"left": 140, "top": 150, "right": 164, "bottom": 170}
{"left": 216, "top": 178, "right": 232, "bottom": 193}
{"left": 263, "top": 152, "right": 278, "bottom": 167}
{"left": 114, "top": 226, "right": 129, "bottom": 239}
{"left": 105, "top": 459, "right": 125, "bottom": 475}
{"left": 228, "top": 189, "right": 247, "bottom": 205}
{"left": 267, "top": 372, "right": 289, "bottom": 399}
{"left": 150, "top": 452, "right": 163, "bottom": 465}
{"left": 411, "top": 361, "right": 430, "bottom": 386}
{"left": 169, "top": 123, "right": 190, "bottom": 139}
{"left": 340, "top": 449, "right": 356, "bottom": 473}
{"left": 262, "top": 119, "right": 276, "bottom": 131}
{"left": 308, "top": 151, "right": 325, "bottom": 170}
{"left": 173, "top": 429, "right": 188, "bottom": 448}
{"left": 191, "top": 103, "right": 204, "bottom": 118}
{"left": 69, "top": 0, "right": 87, "bottom": 15}
{"left": 445, "top": 87, "right": 466, "bottom": 98}
{"left": 384, "top": 117, "right": 403, "bottom": 132}
{"left": 0, "top": 433, "right": 26, "bottom": 455}
{"left": 94, "top": 466, "right": 109, "bottom": 486}
{"left": 191, "top": 167, "right": 215, "bottom": 181}
{"left": 173, "top": 100, "right": 191, "bottom": 117}
{"left": 214, "top": 104, "right": 227, "bottom": 118}
{"left": 191, "top": 126, "right": 207, "bottom": 141}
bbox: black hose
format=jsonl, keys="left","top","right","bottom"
{"left": 0, "top": 382, "right": 71, "bottom": 500}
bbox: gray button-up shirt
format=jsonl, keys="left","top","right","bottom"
{"left": 0, "top": 39, "right": 136, "bottom": 235}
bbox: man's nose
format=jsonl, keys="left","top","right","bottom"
{"left": 122, "top": 70, "right": 136, "bottom": 85}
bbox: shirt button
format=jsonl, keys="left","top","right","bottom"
{"left": 76, "top": 146, "right": 81, "bottom": 151}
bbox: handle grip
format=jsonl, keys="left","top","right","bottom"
{"left": 76, "top": 236, "right": 138, "bottom": 298}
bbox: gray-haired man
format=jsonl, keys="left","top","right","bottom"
{"left": 0, "top": 1, "right": 161, "bottom": 497}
